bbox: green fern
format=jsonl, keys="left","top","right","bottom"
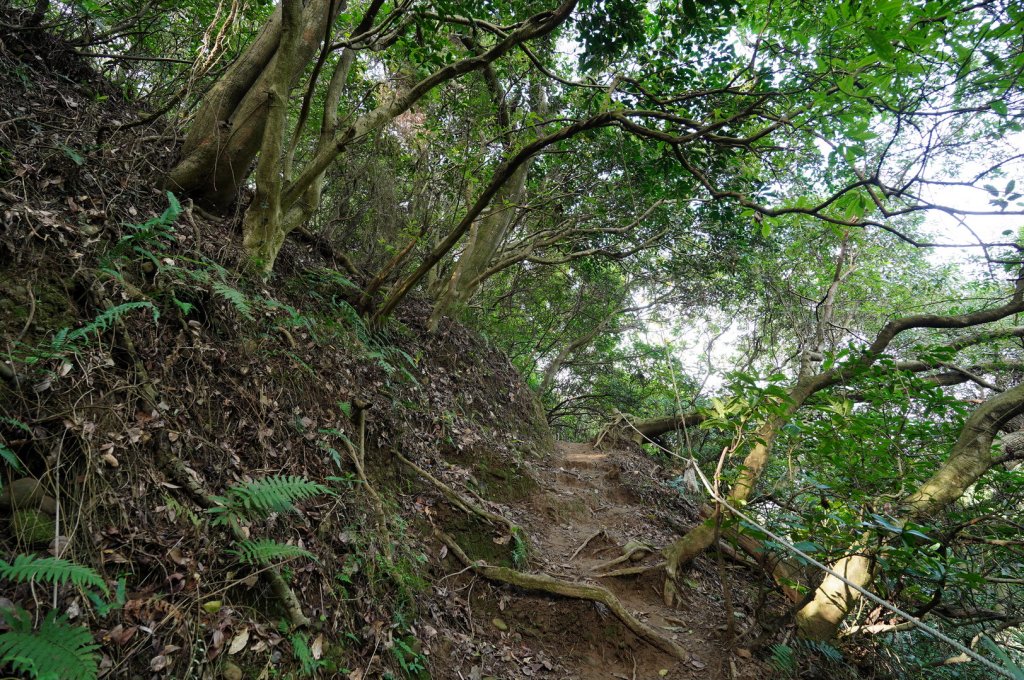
{"left": 795, "top": 638, "right": 844, "bottom": 664}
{"left": 0, "top": 441, "right": 25, "bottom": 473}
{"left": 0, "top": 608, "right": 100, "bottom": 680}
{"left": 19, "top": 302, "right": 157, "bottom": 365}
{"left": 66, "top": 301, "right": 158, "bottom": 342}
{"left": 289, "top": 630, "right": 328, "bottom": 676}
{"left": 768, "top": 643, "right": 796, "bottom": 674}
{"left": 0, "top": 416, "right": 31, "bottom": 433}
{"left": 208, "top": 475, "right": 333, "bottom": 525}
{"left": 164, "top": 495, "right": 203, "bottom": 529}
{"left": 228, "top": 539, "right": 316, "bottom": 565}
{"left": 0, "top": 555, "right": 108, "bottom": 595}
{"left": 102, "top": 191, "right": 181, "bottom": 269}
{"left": 211, "top": 281, "right": 254, "bottom": 320}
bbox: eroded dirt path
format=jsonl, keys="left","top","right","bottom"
{"left": 437, "top": 441, "right": 771, "bottom": 679}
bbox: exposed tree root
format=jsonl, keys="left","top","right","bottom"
{"left": 397, "top": 452, "right": 525, "bottom": 544}
{"left": 437, "top": 530, "right": 691, "bottom": 662}
{"left": 591, "top": 540, "right": 654, "bottom": 572}
{"left": 596, "top": 562, "right": 666, "bottom": 578}
{"left": 568, "top": 529, "right": 604, "bottom": 562}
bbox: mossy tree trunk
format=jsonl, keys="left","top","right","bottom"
{"left": 165, "top": 0, "right": 338, "bottom": 210}
{"left": 167, "top": 0, "right": 580, "bottom": 275}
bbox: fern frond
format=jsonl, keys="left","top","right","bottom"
{"left": 228, "top": 539, "right": 315, "bottom": 565}
{"left": 0, "top": 442, "right": 25, "bottom": 473}
{"left": 0, "top": 555, "right": 107, "bottom": 594}
{"left": 211, "top": 282, "right": 254, "bottom": 320}
{"left": 211, "top": 475, "right": 333, "bottom": 524}
{"left": 768, "top": 643, "right": 796, "bottom": 673}
{"left": 65, "top": 302, "right": 157, "bottom": 344}
{"left": 164, "top": 495, "right": 202, "bottom": 529}
{"left": 0, "top": 417, "right": 31, "bottom": 433}
{"left": 0, "top": 608, "right": 100, "bottom": 680}
{"left": 796, "top": 638, "right": 844, "bottom": 664}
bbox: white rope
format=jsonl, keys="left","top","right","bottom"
{"left": 618, "top": 417, "right": 1018, "bottom": 679}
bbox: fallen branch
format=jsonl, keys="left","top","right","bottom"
{"left": 437, "top": 530, "right": 690, "bottom": 662}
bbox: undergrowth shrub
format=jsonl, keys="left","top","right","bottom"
{"left": 208, "top": 475, "right": 332, "bottom": 567}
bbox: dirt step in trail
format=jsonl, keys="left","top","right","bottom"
{"left": 446, "top": 440, "right": 774, "bottom": 680}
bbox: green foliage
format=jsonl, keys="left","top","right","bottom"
{"left": 0, "top": 609, "right": 100, "bottom": 680}
{"left": 0, "top": 555, "right": 108, "bottom": 595}
{"left": 510, "top": 526, "right": 529, "bottom": 569}
{"left": 210, "top": 281, "right": 254, "bottom": 320}
{"left": 768, "top": 639, "right": 845, "bottom": 677}
{"left": 768, "top": 642, "right": 796, "bottom": 675}
{"left": 208, "top": 475, "right": 334, "bottom": 526}
{"left": 288, "top": 631, "right": 329, "bottom": 677}
{"left": 390, "top": 636, "right": 427, "bottom": 678}
{"left": 100, "top": 192, "right": 260, "bottom": 323}
{"left": 228, "top": 539, "right": 316, "bottom": 565}
{"left": 0, "top": 441, "right": 25, "bottom": 474}
{"left": 13, "top": 302, "right": 157, "bottom": 366}
{"left": 87, "top": 576, "right": 127, "bottom": 617}
{"left": 980, "top": 636, "right": 1024, "bottom": 680}
{"left": 0, "top": 556, "right": 107, "bottom": 680}
{"left": 103, "top": 191, "right": 181, "bottom": 266}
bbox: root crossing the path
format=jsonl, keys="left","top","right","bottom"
{"left": 427, "top": 441, "right": 779, "bottom": 679}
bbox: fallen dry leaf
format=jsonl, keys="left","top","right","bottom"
{"left": 228, "top": 627, "right": 249, "bottom": 655}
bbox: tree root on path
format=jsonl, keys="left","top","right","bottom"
{"left": 591, "top": 540, "right": 654, "bottom": 572}
{"left": 568, "top": 529, "right": 604, "bottom": 561}
{"left": 436, "top": 530, "right": 690, "bottom": 663}
{"left": 596, "top": 561, "right": 666, "bottom": 578}
{"left": 397, "top": 452, "right": 526, "bottom": 545}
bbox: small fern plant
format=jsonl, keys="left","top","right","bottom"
{"left": 0, "top": 555, "right": 107, "bottom": 680}
{"left": 207, "top": 475, "right": 333, "bottom": 527}
{"left": 16, "top": 301, "right": 157, "bottom": 366}
{"left": 208, "top": 475, "right": 331, "bottom": 566}
{"left": 228, "top": 539, "right": 315, "bottom": 566}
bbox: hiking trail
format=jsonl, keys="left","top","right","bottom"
{"left": 429, "top": 440, "right": 775, "bottom": 679}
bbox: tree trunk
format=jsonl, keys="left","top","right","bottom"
{"left": 662, "top": 377, "right": 824, "bottom": 604}
{"left": 427, "top": 163, "right": 529, "bottom": 330}
{"left": 238, "top": 0, "right": 304, "bottom": 273}
{"left": 165, "top": 0, "right": 336, "bottom": 209}
{"left": 795, "top": 383, "right": 1024, "bottom": 639}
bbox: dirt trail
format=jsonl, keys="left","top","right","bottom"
{"left": 444, "top": 440, "right": 773, "bottom": 679}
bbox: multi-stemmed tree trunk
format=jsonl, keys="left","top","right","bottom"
{"left": 165, "top": 0, "right": 338, "bottom": 209}
{"left": 427, "top": 77, "right": 548, "bottom": 330}
{"left": 165, "top": 0, "right": 580, "bottom": 273}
